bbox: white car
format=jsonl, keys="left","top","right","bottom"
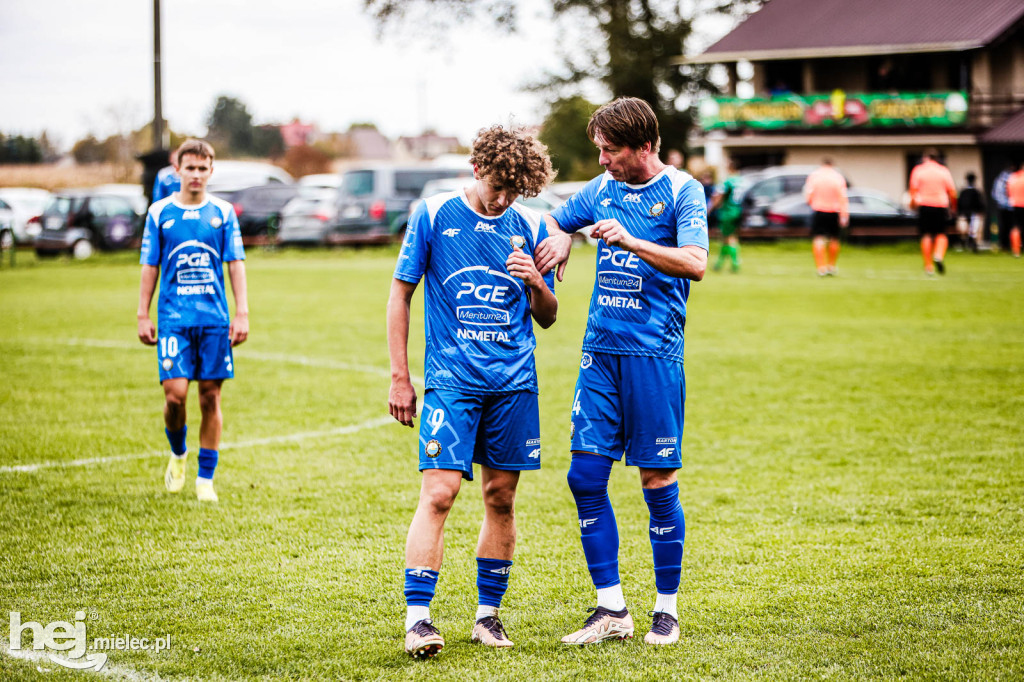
{"left": 0, "top": 187, "right": 52, "bottom": 244}
{"left": 207, "top": 161, "right": 293, "bottom": 193}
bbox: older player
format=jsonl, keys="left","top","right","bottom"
{"left": 137, "top": 139, "right": 249, "bottom": 503}
{"left": 535, "top": 97, "right": 708, "bottom": 646}
{"left": 387, "top": 125, "right": 557, "bottom": 658}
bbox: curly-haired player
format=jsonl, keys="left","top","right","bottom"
{"left": 387, "top": 125, "right": 557, "bottom": 657}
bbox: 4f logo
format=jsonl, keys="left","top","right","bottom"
{"left": 442, "top": 228, "right": 460, "bottom": 237}
{"left": 489, "top": 566, "right": 512, "bottom": 575}
{"left": 656, "top": 447, "right": 675, "bottom": 458}
{"left": 579, "top": 518, "right": 597, "bottom": 528}
{"left": 408, "top": 568, "right": 436, "bottom": 579}
{"left": 600, "top": 198, "right": 612, "bottom": 208}
{"left": 650, "top": 526, "right": 676, "bottom": 535}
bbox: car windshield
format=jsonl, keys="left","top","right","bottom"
{"left": 343, "top": 170, "right": 375, "bottom": 197}
{"left": 43, "top": 196, "right": 80, "bottom": 218}
{"left": 394, "top": 170, "right": 466, "bottom": 198}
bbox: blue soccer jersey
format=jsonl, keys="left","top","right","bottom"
{"left": 140, "top": 196, "right": 245, "bottom": 328}
{"left": 152, "top": 167, "right": 181, "bottom": 203}
{"left": 394, "top": 190, "right": 555, "bottom": 394}
{"left": 551, "top": 167, "right": 709, "bottom": 362}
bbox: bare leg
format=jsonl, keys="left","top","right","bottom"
{"left": 406, "top": 469, "right": 463, "bottom": 569}
{"left": 197, "top": 379, "right": 223, "bottom": 450}
{"left": 476, "top": 467, "right": 521, "bottom": 560}
{"left": 162, "top": 378, "right": 188, "bottom": 431}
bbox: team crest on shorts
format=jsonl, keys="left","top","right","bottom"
{"left": 425, "top": 439, "right": 442, "bottom": 458}
{"left": 580, "top": 353, "right": 593, "bottom": 369}
{"left": 649, "top": 201, "right": 666, "bottom": 217}
{"left": 569, "top": 422, "right": 575, "bottom": 440}
{"left": 509, "top": 234, "right": 526, "bottom": 249}
{"left": 162, "top": 358, "right": 173, "bottom": 371}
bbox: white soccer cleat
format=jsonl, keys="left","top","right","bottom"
{"left": 405, "top": 619, "right": 444, "bottom": 659}
{"left": 561, "top": 607, "right": 634, "bottom": 645}
{"left": 195, "top": 479, "right": 218, "bottom": 503}
{"left": 164, "top": 455, "right": 186, "bottom": 493}
{"left": 471, "top": 615, "right": 514, "bottom": 648}
{"left": 644, "top": 611, "right": 679, "bottom": 645}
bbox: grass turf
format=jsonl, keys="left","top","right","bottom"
{"left": 0, "top": 242, "right": 1022, "bottom": 680}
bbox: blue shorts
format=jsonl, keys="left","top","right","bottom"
{"left": 418, "top": 389, "right": 542, "bottom": 481}
{"left": 157, "top": 326, "right": 234, "bottom": 383}
{"left": 570, "top": 351, "right": 685, "bottom": 468}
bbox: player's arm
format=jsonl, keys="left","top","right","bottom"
{"left": 506, "top": 248, "right": 557, "bottom": 329}
{"left": 387, "top": 278, "right": 419, "bottom": 427}
{"left": 227, "top": 260, "right": 249, "bottom": 346}
{"left": 534, "top": 214, "right": 573, "bottom": 282}
{"left": 137, "top": 265, "right": 159, "bottom": 345}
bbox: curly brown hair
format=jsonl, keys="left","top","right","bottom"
{"left": 469, "top": 125, "right": 555, "bottom": 198}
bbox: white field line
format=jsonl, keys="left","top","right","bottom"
{"left": 0, "top": 416, "right": 396, "bottom": 475}
{"left": 1, "top": 639, "right": 164, "bottom": 681}
{"left": 28, "top": 337, "right": 425, "bottom": 386}
{"left": 2, "top": 337, "right": 415, "bottom": 475}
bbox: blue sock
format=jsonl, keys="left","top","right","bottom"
{"left": 566, "top": 453, "right": 619, "bottom": 588}
{"left": 165, "top": 426, "right": 187, "bottom": 456}
{"left": 477, "top": 558, "right": 513, "bottom": 608}
{"left": 643, "top": 482, "right": 686, "bottom": 594}
{"left": 197, "top": 448, "right": 218, "bottom": 480}
{"left": 404, "top": 567, "right": 440, "bottom": 607}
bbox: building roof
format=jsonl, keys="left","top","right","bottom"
{"left": 980, "top": 107, "right": 1024, "bottom": 145}
{"left": 686, "top": 0, "right": 1024, "bottom": 63}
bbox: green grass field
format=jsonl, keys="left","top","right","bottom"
{"left": 1, "top": 242, "right": 1022, "bottom": 680}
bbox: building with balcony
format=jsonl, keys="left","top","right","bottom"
{"left": 683, "top": 0, "right": 1024, "bottom": 201}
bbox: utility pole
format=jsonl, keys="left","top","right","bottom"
{"left": 153, "top": 0, "right": 164, "bottom": 149}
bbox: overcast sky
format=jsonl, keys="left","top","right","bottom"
{"left": 0, "top": 0, "right": 732, "bottom": 151}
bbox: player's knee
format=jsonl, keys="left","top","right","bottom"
{"left": 421, "top": 485, "right": 458, "bottom": 516}
{"left": 567, "top": 463, "right": 607, "bottom": 499}
{"left": 198, "top": 391, "right": 220, "bottom": 415}
{"left": 164, "top": 390, "right": 186, "bottom": 412}
{"left": 482, "top": 485, "right": 516, "bottom": 517}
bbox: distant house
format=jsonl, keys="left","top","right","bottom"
{"left": 682, "top": 0, "right": 1024, "bottom": 200}
{"left": 397, "top": 132, "right": 462, "bottom": 160}
{"left": 347, "top": 127, "right": 394, "bottom": 160}
{"left": 280, "top": 119, "right": 316, "bottom": 148}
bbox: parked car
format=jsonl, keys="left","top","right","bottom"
{"left": 278, "top": 184, "right": 343, "bottom": 245}
{"left": 330, "top": 165, "right": 472, "bottom": 243}
{"left": 0, "top": 187, "right": 52, "bottom": 244}
{"left": 297, "top": 173, "right": 342, "bottom": 191}
{"left": 207, "top": 161, "right": 293, "bottom": 193}
{"left": 31, "top": 190, "right": 145, "bottom": 258}
{"left": 762, "top": 188, "right": 919, "bottom": 239}
{"left": 210, "top": 184, "right": 301, "bottom": 237}
{"left": 734, "top": 165, "right": 836, "bottom": 228}
{"left": 0, "top": 199, "right": 15, "bottom": 250}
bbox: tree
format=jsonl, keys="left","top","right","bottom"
{"left": 363, "top": 0, "right": 747, "bottom": 155}
{"left": 538, "top": 96, "right": 604, "bottom": 181}
{"left": 207, "top": 95, "right": 255, "bottom": 157}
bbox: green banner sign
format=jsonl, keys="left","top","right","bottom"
{"left": 699, "top": 91, "right": 968, "bottom": 130}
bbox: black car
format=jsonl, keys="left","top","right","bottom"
{"left": 31, "top": 190, "right": 145, "bottom": 259}
{"left": 763, "top": 188, "right": 919, "bottom": 239}
{"left": 211, "top": 184, "right": 301, "bottom": 237}
{"left": 330, "top": 165, "right": 472, "bottom": 243}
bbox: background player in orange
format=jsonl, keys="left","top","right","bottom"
{"left": 803, "top": 158, "right": 848, "bottom": 276}
{"left": 908, "top": 149, "right": 957, "bottom": 275}
{"left": 1006, "top": 161, "right": 1024, "bottom": 258}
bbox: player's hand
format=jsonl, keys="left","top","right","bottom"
{"left": 534, "top": 230, "right": 572, "bottom": 281}
{"left": 230, "top": 313, "right": 249, "bottom": 346}
{"left": 593, "top": 219, "right": 639, "bottom": 252}
{"left": 137, "top": 316, "right": 157, "bottom": 345}
{"left": 840, "top": 213, "right": 850, "bottom": 228}
{"left": 389, "top": 377, "right": 417, "bottom": 427}
{"left": 506, "top": 247, "right": 543, "bottom": 289}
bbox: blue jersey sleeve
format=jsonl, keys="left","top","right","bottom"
{"left": 535, "top": 217, "right": 556, "bottom": 292}
{"left": 675, "top": 180, "right": 710, "bottom": 251}
{"left": 140, "top": 209, "right": 160, "bottom": 266}
{"left": 550, "top": 175, "right": 603, "bottom": 233}
{"left": 394, "top": 201, "right": 432, "bottom": 283}
{"left": 222, "top": 206, "right": 246, "bottom": 262}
